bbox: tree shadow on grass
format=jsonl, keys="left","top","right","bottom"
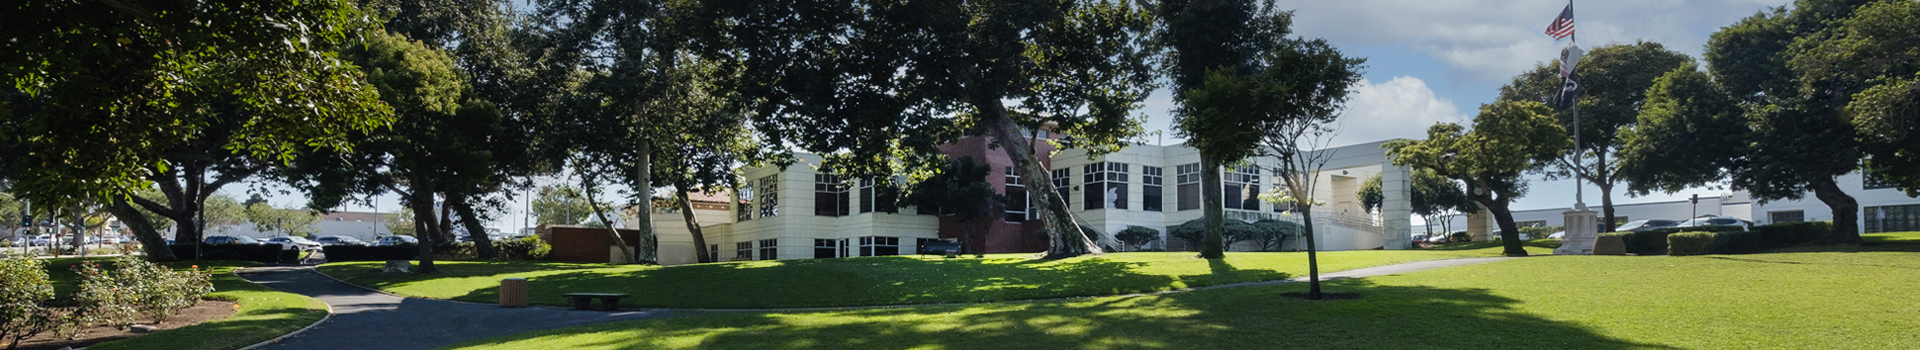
{"left": 459, "top": 278, "right": 1679, "bottom": 350}
{"left": 443, "top": 256, "right": 1256, "bottom": 309}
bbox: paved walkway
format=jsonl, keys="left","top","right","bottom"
{"left": 236, "top": 267, "right": 682, "bottom": 350}
{"left": 233, "top": 257, "right": 1513, "bottom": 349}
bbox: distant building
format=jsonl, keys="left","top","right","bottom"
{"left": 214, "top": 211, "right": 394, "bottom": 241}
{"left": 1431, "top": 169, "right": 1919, "bottom": 237}
{"left": 636, "top": 134, "right": 1415, "bottom": 265}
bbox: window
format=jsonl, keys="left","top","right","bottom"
{"left": 758, "top": 239, "right": 779, "bottom": 260}
{"left": 1865, "top": 168, "right": 1896, "bottom": 190}
{"left": 1867, "top": 204, "right": 1920, "bottom": 233}
{"left": 1005, "top": 167, "right": 1028, "bottom": 222}
{"left": 815, "top": 174, "right": 851, "bottom": 217}
{"left": 736, "top": 182, "right": 754, "bottom": 222}
{"left": 708, "top": 244, "right": 720, "bottom": 261}
{"left": 1142, "top": 166, "right": 1163, "bottom": 212}
{"left": 757, "top": 175, "right": 779, "bottom": 217}
{"left": 735, "top": 242, "right": 752, "bottom": 261}
{"left": 1083, "top": 162, "right": 1129, "bottom": 210}
{"left": 1769, "top": 211, "right": 1805, "bottom": 224}
{"left": 858, "top": 236, "right": 901, "bottom": 256}
{"left": 814, "top": 239, "right": 838, "bottom": 259}
{"left": 1052, "top": 168, "right": 1072, "bottom": 208}
{"left": 859, "top": 178, "right": 875, "bottom": 213}
{"left": 1223, "top": 164, "right": 1260, "bottom": 211}
{"left": 1176, "top": 163, "right": 1201, "bottom": 210}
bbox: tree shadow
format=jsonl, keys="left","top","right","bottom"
{"left": 461, "top": 279, "right": 1681, "bottom": 350}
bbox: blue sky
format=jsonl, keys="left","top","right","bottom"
{"left": 234, "top": 0, "right": 1795, "bottom": 231}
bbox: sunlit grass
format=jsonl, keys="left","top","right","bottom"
{"left": 318, "top": 247, "right": 1548, "bottom": 309}
{"left": 438, "top": 242, "right": 1920, "bottom": 350}
{"left": 39, "top": 258, "right": 329, "bottom": 350}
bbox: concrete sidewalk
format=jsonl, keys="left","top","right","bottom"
{"left": 237, "top": 267, "right": 680, "bottom": 350}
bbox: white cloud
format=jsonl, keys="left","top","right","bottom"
{"left": 1277, "top": 0, "right": 1782, "bottom": 85}
{"left": 1331, "top": 76, "right": 1469, "bottom": 146}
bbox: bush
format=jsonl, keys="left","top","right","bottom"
{"left": 1616, "top": 225, "right": 1745, "bottom": 255}
{"left": 435, "top": 241, "right": 477, "bottom": 260}
{"left": 59, "top": 256, "right": 215, "bottom": 338}
{"left": 0, "top": 255, "right": 57, "bottom": 345}
{"left": 91, "top": 245, "right": 122, "bottom": 256}
{"left": 322, "top": 245, "right": 421, "bottom": 262}
{"left": 1667, "top": 232, "right": 1716, "bottom": 256}
{"left": 1448, "top": 231, "right": 1472, "bottom": 243}
{"left": 1750, "top": 221, "right": 1831, "bottom": 247}
{"left": 495, "top": 235, "right": 551, "bottom": 261}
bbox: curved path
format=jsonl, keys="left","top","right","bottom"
{"left": 236, "top": 267, "right": 684, "bottom": 350}
{"left": 234, "top": 257, "right": 1513, "bottom": 350}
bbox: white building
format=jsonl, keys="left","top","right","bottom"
{"left": 1433, "top": 169, "right": 1918, "bottom": 237}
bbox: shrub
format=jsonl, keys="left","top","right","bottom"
{"left": 322, "top": 245, "right": 421, "bottom": 262}
{"left": 68, "top": 260, "right": 140, "bottom": 335}
{"left": 1667, "top": 232, "right": 1716, "bottom": 256}
{"left": 91, "top": 245, "right": 122, "bottom": 256}
{"left": 495, "top": 235, "right": 551, "bottom": 261}
{"left": 1617, "top": 225, "right": 1745, "bottom": 255}
{"left": 435, "top": 241, "right": 477, "bottom": 260}
{"left": 0, "top": 256, "right": 57, "bottom": 346}
{"left": 1114, "top": 226, "right": 1160, "bottom": 251}
{"left": 1750, "top": 221, "right": 1831, "bottom": 247}
{"left": 1448, "top": 231, "right": 1472, "bottom": 243}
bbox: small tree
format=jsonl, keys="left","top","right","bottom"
{"left": 900, "top": 157, "right": 1006, "bottom": 255}
{"left": 1386, "top": 101, "right": 1571, "bottom": 257}
{"left": 1114, "top": 225, "right": 1160, "bottom": 251}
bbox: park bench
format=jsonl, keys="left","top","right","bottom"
{"left": 561, "top": 293, "right": 631, "bottom": 311}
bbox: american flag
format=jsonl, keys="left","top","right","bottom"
{"left": 1545, "top": 4, "right": 1575, "bottom": 41}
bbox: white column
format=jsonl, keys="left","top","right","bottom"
{"left": 1555, "top": 209, "right": 1599, "bottom": 255}
{"left": 1381, "top": 164, "right": 1414, "bottom": 249}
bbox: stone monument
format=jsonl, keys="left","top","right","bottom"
{"left": 1554, "top": 203, "right": 1598, "bottom": 255}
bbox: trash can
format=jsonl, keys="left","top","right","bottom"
{"left": 499, "top": 278, "right": 528, "bottom": 307}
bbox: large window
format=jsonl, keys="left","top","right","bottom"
{"left": 736, "top": 182, "right": 754, "bottom": 222}
{"left": 1867, "top": 204, "right": 1920, "bottom": 233}
{"left": 859, "top": 236, "right": 900, "bottom": 256}
{"left": 1224, "top": 164, "right": 1260, "bottom": 211}
{"left": 815, "top": 174, "right": 851, "bottom": 217}
{"left": 1005, "top": 167, "right": 1028, "bottom": 222}
{"left": 1083, "top": 162, "right": 1129, "bottom": 210}
{"left": 1176, "top": 163, "right": 1201, "bottom": 211}
{"left": 814, "top": 239, "right": 838, "bottom": 259}
{"left": 1770, "top": 211, "right": 1805, "bottom": 224}
{"left": 735, "top": 242, "right": 752, "bottom": 261}
{"left": 758, "top": 239, "right": 779, "bottom": 260}
{"left": 1142, "top": 166, "right": 1163, "bottom": 212}
{"left": 859, "top": 178, "right": 875, "bottom": 213}
{"left": 858, "top": 178, "right": 898, "bottom": 214}
{"left": 757, "top": 175, "right": 779, "bottom": 217}
{"left": 1052, "top": 168, "right": 1072, "bottom": 208}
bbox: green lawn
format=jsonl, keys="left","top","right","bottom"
{"left": 436, "top": 242, "right": 1920, "bottom": 349}
{"left": 317, "top": 246, "right": 1549, "bottom": 309}
{"left": 39, "top": 258, "right": 329, "bottom": 350}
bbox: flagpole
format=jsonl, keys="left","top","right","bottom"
{"left": 1569, "top": 0, "right": 1585, "bottom": 211}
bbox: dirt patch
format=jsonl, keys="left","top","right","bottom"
{"left": 9, "top": 299, "right": 239, "bottom": 350}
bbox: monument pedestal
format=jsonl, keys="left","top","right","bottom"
{"left": 1554, "top": 209, "right": 1599, "bottom": 255}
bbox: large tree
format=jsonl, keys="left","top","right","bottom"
{"left": 1387, "top": 101, "right": 1571, "bottom": 257}
{"left": 689, "top": 0, "right": 1156, "bottom": 259}
{"left": 1157, "top": 0, "right": 1278, "bottom": 259}
{"left": 1796, "top": 1, "right": 1920, "bottom": 196}
{"left": 1497, "top": 42, "right": 1693, "bottom": 232}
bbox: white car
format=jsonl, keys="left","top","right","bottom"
{"left": 376, "top": 235, "right": 419, "bottom": 246}
{"left": 263, "top": 236, "right": 324, "bottom": 250}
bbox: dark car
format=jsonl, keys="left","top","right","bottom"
{"left": 1615, "top": 219, "right": 1681, "bottom": 232}
{"left": 314, "top": 235, "right": 369, "bottom": 246}
{"left": 917, "top": 241, "right": 963, "bottom": 255}
{"left": 1676, "top": 216, "right": 1753, "bottom": 230}
{"left": 204, "top": 235, "right": 261, "bottom": 245}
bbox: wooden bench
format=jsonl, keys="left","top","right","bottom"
{"left": 561, "top": 293, "right": 631, "bottom": 311}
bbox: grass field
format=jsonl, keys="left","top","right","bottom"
{"left": 38, "top": 258, "right": 329, "bottom": 350}
{"left": 436, "top": 239, "right": 1920, "bottom": 350}
{"left": 318, "top": 244, "right": 1553, "bottom": 309}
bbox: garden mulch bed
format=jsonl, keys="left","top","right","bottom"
{"left": 9, "top": 299, "right": 238, "bottom": 350}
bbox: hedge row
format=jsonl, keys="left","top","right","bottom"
{"left": 1611, "top": 225, "right": 1746, "bottom": 255}
{"left": 166, "top": 244, "right": 296, "bottom": 263}
{"left": 321, "top": 245, "right": 420, "bottom": 262}
{"left": 1653, "top": 221, "right": 1834, "bottom": 256}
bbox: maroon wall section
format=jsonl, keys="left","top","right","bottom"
{"left": 538, "top": 225, "right": 651, "bottom": 263}
{"left": 933, "top": 132, "right": 1058, "bottom": 254}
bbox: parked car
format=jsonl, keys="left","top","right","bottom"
{"left": 1411, "top": 234, "right": 1429, "bottom": 243}
{"left": 314, "top": 235, "right": 370, "bottom": 246}
{"left": 99, "top": 236, "right": 121, "bottom": 244}
{"left": 264, "top": 236, "right": 323, "bottom": 250}
{"left": 1675, "top": 216, "right": 1753, "bottom": 230}
{"left": 5, "top": 237, "right": 23, "bottom": 247}
{"left": 204, "top": 235, "right": 262, "bottom": 245}
{"left": 30, "top": 235, "right": 51, "bottom": 246}
{"left": 1616, "top": 219, "right": 1681, "bottom": 232}
{"left": 1425, "top": 234, "right": 1451, "bottom": 244}
{"left": 376, "top": 235, "right": 419, "bottom": 246}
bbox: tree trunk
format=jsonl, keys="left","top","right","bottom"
{"left": 581, "top": 177, "right": 637, "bottom": 264}
{"left": 631, "top": 142, "right": 655, "bottom": 262}
{"left": 676, "top": 185, "right": 711, "bottom": 263}
{"left": 975, "top": 99, "right": 1098, "bottom": 259}
{"left": 106, "top": 199, "right": 178, "bottom": 261}
{"left": 1474, "top": 191, "right": 1528, "bottom": 257}
{"left": 449, "top": 197, "right": 498, "bottom": 259}
{"left": 407, "top": 171, "right": 441, "bottom": 273}
{"left": 1302, "top": 206, "right": 1321, "bottom": 299}
{"left": 1199, "top": 157, "right": 1226, "bottom": 258}
{"left": 1811, "top": 177, "right": 1863, "bottom": 244}
{"left": 437, "top": 202, "right": 456, "bottom": 243}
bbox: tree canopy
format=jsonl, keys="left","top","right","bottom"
{"left": 1387, "top": 100, "right": 1569, "bottom": 256}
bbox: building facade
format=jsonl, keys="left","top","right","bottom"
{"left": 1436, "top": 169, "right": 1919, "bottom": 238}
{"left": 643, "top": 136, "right": 1416, "bottom": 265}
